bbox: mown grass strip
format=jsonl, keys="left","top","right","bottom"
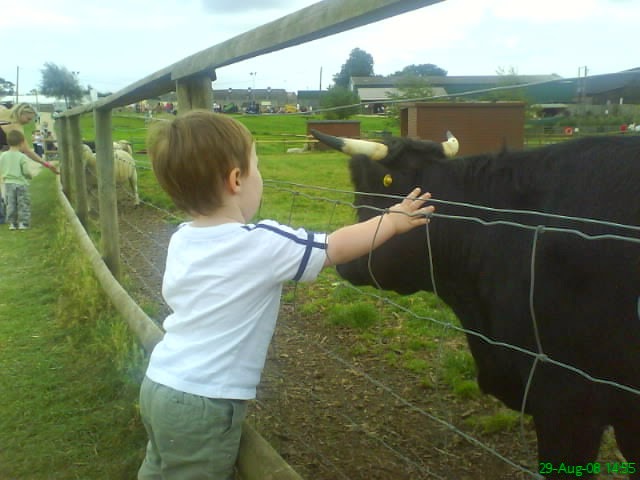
{"left": 0, "top": 172, "right": 146, "bottom": 479}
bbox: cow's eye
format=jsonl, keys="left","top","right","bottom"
{"left": 383, "top": 174, "right": 393, "bottom": 187}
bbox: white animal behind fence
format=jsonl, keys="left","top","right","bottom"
{"left": 82, "top": 143, "right": 140, "bottom": 205}
{"left": 113, "top": 140, "right": 134, "bottom": 156}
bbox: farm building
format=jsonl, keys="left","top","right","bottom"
{"left": 350, "top": 68, "right": 640, "bottom": 113}
{"left": 212, "top": 87, "right": 292, "bottom": 113}
{"left": 350, "top": 74, "right": 558, "bottom": 113}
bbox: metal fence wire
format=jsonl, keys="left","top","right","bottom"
{"left": 102, "top": 176, "right": 639, "bottom": 480}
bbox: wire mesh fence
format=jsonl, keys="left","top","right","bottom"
{"left": 87, "top": 170, "right": 639, "bottom": 479}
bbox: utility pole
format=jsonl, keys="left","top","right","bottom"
{"left": 15, "top": 66, "right": 19, "bottom": 103}
{"left": 578, "top": 66, "right": 588, "bottom": 105}
{"left": 249, "top": 72, "right": 257, "bottom": 111}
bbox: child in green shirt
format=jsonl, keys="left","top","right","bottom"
{"left": 0, "top": 130, "right": 34, "bottom": 229}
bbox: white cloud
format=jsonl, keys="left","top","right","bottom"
{"left": 3, "top": 3, "right": 76, "bottom": 27}
{"left": 485, "top": 0, "right": 601, "bottom": 22}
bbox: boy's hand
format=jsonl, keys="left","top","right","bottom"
{"left": 387, "top": 188, "right": 435, "bottom": 234}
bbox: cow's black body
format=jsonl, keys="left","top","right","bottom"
{"left": 328, "top": 134, "right": 640, "bottom": 478}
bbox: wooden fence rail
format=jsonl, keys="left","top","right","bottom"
{"left": 51, "top": 1, "right": 444, "bottom": 477}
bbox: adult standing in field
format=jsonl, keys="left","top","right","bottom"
{"left": 0, "top": 103, "right": 58, "bottom": 174}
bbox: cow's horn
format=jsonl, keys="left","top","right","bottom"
{"left": 310, "top": 129, "right": 389, "bottom": 161}
{"left": 442, "top": 131, "right": 459, "bottom": 158}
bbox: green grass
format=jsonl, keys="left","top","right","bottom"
{"left": 78, "top": 111, "right": 400, "bottom": 156}
{"left": 465, "top": 409, "right": 521, "bottom": 434}
{"left": 327, "top": 303, "right": 379, "bottom": 329}
{"left": 442, "top": 350, "right": 480, "bottom": 399}
{"left": 0, "top": 172, "right": 147, "bottom": 479}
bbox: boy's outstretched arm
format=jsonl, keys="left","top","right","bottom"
{"left": 324, "top": 188, "right": 434, "bottom": 268}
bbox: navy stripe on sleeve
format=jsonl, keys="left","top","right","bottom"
{"left": 243, "top": 223, "right": 326, "bottom": 281}
{"left": 293, "top": 231, "right": 314, "bottom": 281}
{"left": 242, "top": 223, "right": 326, "bottom": 250}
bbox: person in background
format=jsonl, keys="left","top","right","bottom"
{"left": 44, "top": 131, "right": 57, "bottom": 152}
{"left": 138, "top": 110, "right": 435, "bottom": 480}
{"left": 32, "top": 129, "right": 45, "bottom": 157}
{"left": 0, "top": 103, "right": 58, "bottom": 174}
{"left": 0, "top": 130, "right": 34, "bottom": 230}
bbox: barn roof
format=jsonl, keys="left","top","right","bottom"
{"left": 350, "top": 70, "right": 640, "bottom": 104}
{"left": 351, "top": 74, "right": 561, "bottom": 89}
{"left": 357, "top": 86, "right": 447, "bottom": 102}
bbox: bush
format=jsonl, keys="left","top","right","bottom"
{"left": 320, "top": 86, "right": 361, "bottom": 120}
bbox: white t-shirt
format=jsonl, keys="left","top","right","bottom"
{"left": 145, "top": 220, "right": 327, "bottom": 400}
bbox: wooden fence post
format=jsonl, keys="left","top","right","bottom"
{"left": 176, "top": 71, "right": 215, "bottom": 112}
{"left": 55, "top": 117, "right": 72, "bottom": 198}
{"left": 68, "top": 115, "right": 89, "bottom": 227}
{"left": 237, "top": 424, "right": 303, "bottom": 480}
{"left": 94, "top": 108, "right": 121, "bottom": 279}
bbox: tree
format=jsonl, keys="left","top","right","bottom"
{"left": 333, "top": 48, "right": 375, "bottom": 88}
{"left": 319, "top": 86, "right": 360, "bottom": 120}
{"left": 39, "top": 62, "right": 84, "bottom": 108}
{"left": 386, "top": 75, "right": 434, "bottom": 121}
{"left": 0, "top": 78, "right": 15, "bottom": 96}
{"left": 393, "top": 63, "right": 447, "bottom": 77}
{"left": 393, "top": 75, "right": 433, "bottom": 99}
{"left": 478, "top": 66, "right": 530, "bottom": 103}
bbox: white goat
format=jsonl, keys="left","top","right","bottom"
{"left": 113, "top": 140, "right": 133, "bottom": 156}
{"left": 286, "top": 142, "right": 310, "bottom": 154}
{"left": 82, "top": 143, "right": 140, "bottom": 205}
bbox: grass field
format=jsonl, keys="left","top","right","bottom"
{"left": 0, "top": 173, "right": 146, "bottom": 479}
{"left": 77, "top": 111, "right": 400, "bottom": 155}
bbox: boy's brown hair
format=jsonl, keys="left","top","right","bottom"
{"left": 147, "top": 111, "right": 253, "bottom": 216}
{"left": 6, "top": 129, "right": 25, "bottom": 147}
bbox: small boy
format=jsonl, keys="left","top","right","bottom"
{"left": 0, "top": 130, "right": 34, "bottom": 230}
{"left": 139, "top": 111, "right": 435, "bottom": 480}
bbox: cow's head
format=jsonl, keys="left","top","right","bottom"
{"left": 311, "top": 129, "right": 458, "bottom": 293}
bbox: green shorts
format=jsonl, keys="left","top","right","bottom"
{"left": 138, "top": 376, "right": 247, "bottom": 480}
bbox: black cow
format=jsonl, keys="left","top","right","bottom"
{"left": 311, "top": 129, "right": 640, "bottom": 478}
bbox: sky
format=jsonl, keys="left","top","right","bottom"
{"left": 3, "top": 0, "right": 639, "bottom": 99}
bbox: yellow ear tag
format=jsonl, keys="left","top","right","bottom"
{"left": 383, "top": 174, "right": 393, "bottom": 187}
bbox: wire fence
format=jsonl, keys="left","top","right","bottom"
{"left": 82, "top": 163, "right": 639, "bottom": 479}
